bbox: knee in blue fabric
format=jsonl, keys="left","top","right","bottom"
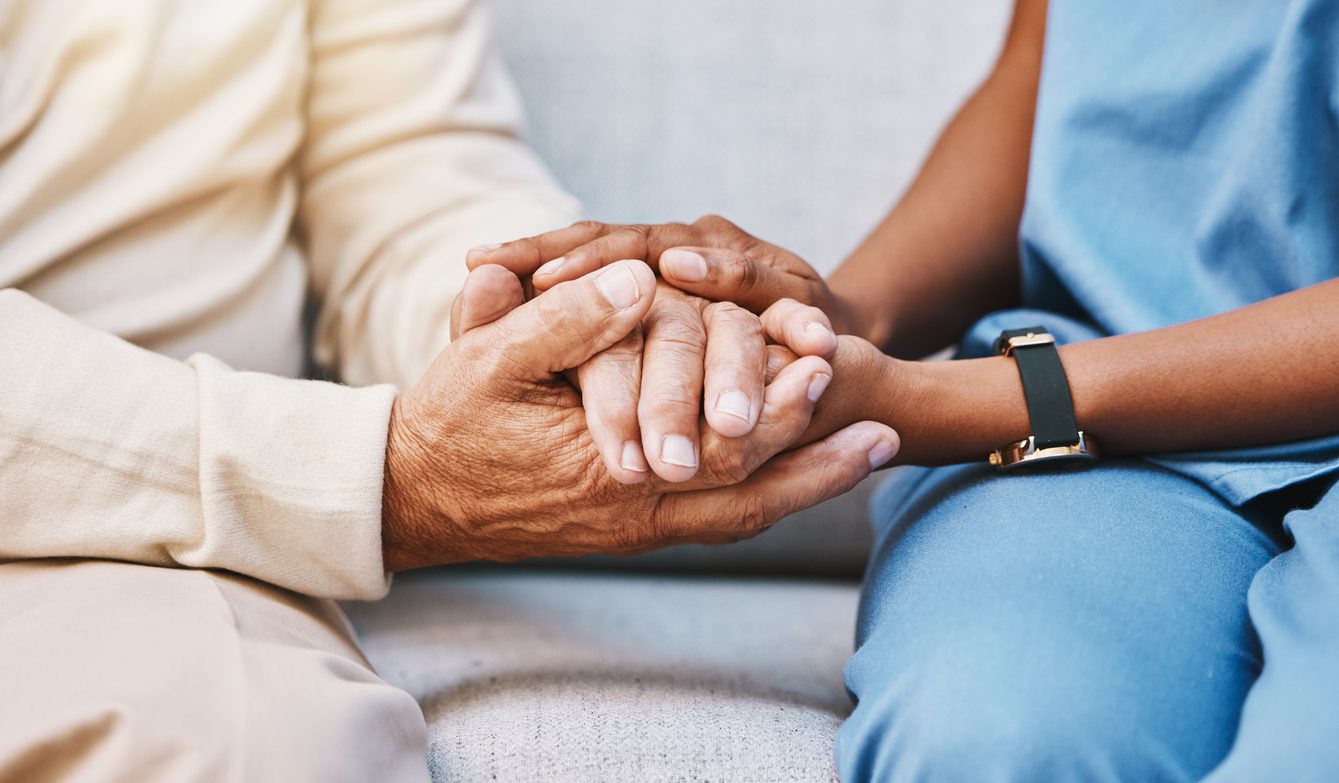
{"left": 837, "top": 461, "right": 1280, "bottom": 782}
{"left": 1204, "top": 479, "right": 1339, "bottom": 782}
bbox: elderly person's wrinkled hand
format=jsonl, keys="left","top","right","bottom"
{"left": 383, "top": 261, "right": 898, "bottom": 570}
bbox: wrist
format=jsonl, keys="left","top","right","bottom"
{"left": 885, "top": 355, "right": 1031, "bottom": 466}
{"left": 381, "top": 396, "right": 448, "bottom": 571}
{"left": 827, "top": 281, "right": 893, "bottom": 348}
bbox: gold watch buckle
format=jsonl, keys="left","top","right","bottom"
{"left": 1000, "top": 331, "right": 1056, "bottom": 357}
{"left": 989, "top": 431, "right": 1099, "bottom": 470}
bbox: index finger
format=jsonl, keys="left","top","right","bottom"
{"left": 471, "top": 222, "right": 706, "bottom": 292}
{"left": 542, "top": 223, "right": 701, "bottom": 290}
{"left": 451, "top": 264, "right": 526, "bottom": 340}
{"left": 465, "top": 221, "right": 612, "bottom": 275}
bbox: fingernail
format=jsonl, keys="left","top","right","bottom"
{"left": 661, "top": 435, "right": 698, "bottom": 468}
{"left": 535, "top": 256, "right": 567, "bottom": 277}
{"left": 714, "top": 389, "right": 752, "bottom": 421}
{"left": 596, "top": 265, "right": 641, "bottom": 308}
{"left": 620, "top": 441, "right": 649, "bottom": 472}
{"left": 662, "top": 249, "right": 707, "bottom": 282}
{"left": 868, "top": 439, "right": 897, "bottom": 469}
{"left": 807, "top": 373, "right": 832, "bottom": 402}
{"left": 469, "top": 243, "right": 502, "bottom": 254}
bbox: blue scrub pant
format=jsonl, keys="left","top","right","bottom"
{"left": 836, "top": 459, "right": 1339, "bottom": 782}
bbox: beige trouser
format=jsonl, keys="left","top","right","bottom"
{"left": 0, "top": 560, "right": 429, "bottom": 782}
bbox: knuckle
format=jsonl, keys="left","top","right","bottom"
{"left": 732, "top": 231, "right": 766, "bottom": 254}
{"left": 573, "top": 219, "right": 607, "bottom": 234}
{"left": 651, "top": 221, "right": 692, "bottom": 241}
{"left": 462, "top": 326, "right": 525, "bottom": 379}
{"left": 612, "top": 334, "right": 647, "bottom": 365}
{"left": 737, "top": 315, "right": 765, "bottom": 343}
{"left": 735, "top": 494, "right": 772, "bottom": 531}
{"left": 639, "top": 394, "right": 700, "bottom": 424}
{"left": 651, "top": 322, "right": 707, "bottom": 353}
{"left": 517, "top": 236, "right": 545, "bottom": 258}
{"left": 599, "top": 225, "right": 651, "bottom": 259}
{"left": 706, "top": 301, "right": 761, "bottom": 332}
{"left": 533, "top": 283, "right": 579, "bottom": 321}
{"left": 647, "top": 307, "right": 708, "bottom": 346}
{"left": 704, "top": 447, "right": 753, "bottom": 487}
{"left": 730, "top": 252, "right": 761, "bottom": 294}
{"left": 641, "top": 504, "right": 678, "bottom": 547}
{"left": 449, "top": 340, "right": 504, "bottom": 392}
{"left": 539, "top": 283, "right": 611, "bottom": 339}
{"left": 693, "top": 214, "right": 737, "bottom": 233}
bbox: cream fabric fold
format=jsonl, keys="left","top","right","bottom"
{"left": 0, "top": 289, "right": 397, "bottom": 599}
{"left": 0, "top": 0, "right": 579, "bottom": 597}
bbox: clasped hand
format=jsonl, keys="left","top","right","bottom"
{"left": 455, "top": 256, "right": 842, "bottom": 485}
{"left": 468, "top": 215, "right": 899, "bottom": 472}
{"left": 382, "top": 253, "right": 898, "bottom": 570}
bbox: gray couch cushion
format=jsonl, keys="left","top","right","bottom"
{"left": 491, "top": 0, "right": 1010, "bottom": 274}
{"left": 344, "top": 6, "right": 1015, "bottom": 779}
{"left": 487, "top": 0, "right": 1010, "bottom": 575}
{"left": 346, "top": 569, "right": 860, "bottom": 782}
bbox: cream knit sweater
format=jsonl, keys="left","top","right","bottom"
{"left": 0, "top": 0, "right": 578, "bottom": 599}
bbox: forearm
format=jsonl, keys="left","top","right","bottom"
{"left": 829, "top": 0, "right": 1046, "bottom": 357}
{"left": 0, "top": 289, "right": 396, "bottom": 600}
{"left": 306, "top": 150, "right": 578, "bottom": 390}
{"left": 885, "top": 278, "right": 1339, "bottom": 464}
{"left": 301, "top": 0, "right": 578, "bottom": 389}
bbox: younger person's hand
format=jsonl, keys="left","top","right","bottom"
{"left": 467, "top": 215, "right": 860, "bottom": 335}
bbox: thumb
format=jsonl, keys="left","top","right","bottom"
{"left": 451, "top": 264, "right": 526, "bottom": 340}
{"left": 478, "top": 259, "right": 657, "bottom": 379}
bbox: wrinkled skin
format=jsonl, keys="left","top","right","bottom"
{"left": 382, "top": 260, "right": 899, "bottom": 571}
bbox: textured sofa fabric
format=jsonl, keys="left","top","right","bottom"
{"left": 346, "top": 570, "right": 859, "bottom": 782}
{"left": 347, "top": 2, "right": 1010, "bottom": 780}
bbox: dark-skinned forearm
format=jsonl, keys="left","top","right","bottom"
{"left": 882, "top": 278, "right": 1339, "bottom": 465}
{"left": 828, "top": 0, "right": 1047, "bottom": 358}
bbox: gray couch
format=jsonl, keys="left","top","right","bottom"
{"left": 343, "top": 2, "right": 1008, "bottom": 780}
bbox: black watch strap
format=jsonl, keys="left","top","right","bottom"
{"left": 993, "top": 327, "right": 1081, "bottom": 449}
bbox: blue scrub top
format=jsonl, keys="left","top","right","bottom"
{"left": 959, "top": 0, "right": 1339, "bottom": 504}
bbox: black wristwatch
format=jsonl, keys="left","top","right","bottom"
{"left": 989, "top": 327, "right": 1098, "bottom": 470}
